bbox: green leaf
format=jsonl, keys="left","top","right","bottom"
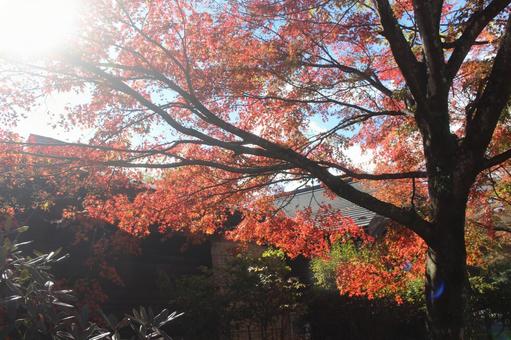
{"left": 2, "top": 295, "right": 22, "bottom": 303}
{"left": 52, "top": 300, "right": 74, "bottom": 308}
{"left": 16, "top": 226, "right": 30, "bottom": 233}
{"left": 89, "top": 331, "right": 111, "bottom": 340}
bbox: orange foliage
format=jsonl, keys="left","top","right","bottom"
{"left": 0, "top": 0, "right": 509, "bottom": 307}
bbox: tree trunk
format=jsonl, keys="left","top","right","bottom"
{"left": 425, "top": 200, "right": 469, "bottom": 339}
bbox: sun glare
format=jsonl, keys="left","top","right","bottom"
{"left": 0, "top": 0, "right": 80, "bottom": 57}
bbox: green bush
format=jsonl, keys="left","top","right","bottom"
{"left": 170, "top": 248, "right": 306, "bottom": 339}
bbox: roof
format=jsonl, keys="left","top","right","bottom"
{"left": 277, "top": 184, "right": 388, "bottom": 236}
{"left": 27, "top": 134, "right": 67, "bottom": 145}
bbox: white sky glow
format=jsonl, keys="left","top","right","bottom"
{"left": 0, "top": 0, "right": 85, "bottom": 140}
{"left": 0, "top": 0, "right": 80, "bottom": 57}
{"left": 17, "top": 91, "right": 92, "bottom": 141}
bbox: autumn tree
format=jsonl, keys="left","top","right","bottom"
{"left": 1, "top": 0, "right": 511, "bottom": 338}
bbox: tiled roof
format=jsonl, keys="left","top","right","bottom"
{"left": 27, "top": 134, "right": 66, "bottom": 145}
{"left": 277, "top": 184, "right": 387, "bottom": 235}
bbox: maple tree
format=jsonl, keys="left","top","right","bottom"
{"left": 1, "top": 0, "right": 511, "bottom": 338}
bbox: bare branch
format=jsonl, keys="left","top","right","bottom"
{"left": 243, "top": 93, "right": 406, "bottom": 117}
{"left": 300, "top": 59, "right": 393, "bottom": 97}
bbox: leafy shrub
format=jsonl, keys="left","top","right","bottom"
{"left": 0, "top": 226, "right": 181, "bottom": 340}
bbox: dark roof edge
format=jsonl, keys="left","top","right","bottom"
{"left": 27, "top": 134, "right": 66, "bottom": 145}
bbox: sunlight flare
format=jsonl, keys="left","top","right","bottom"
{"left": 0, "top": 0, "right": 80, "bottom": 57}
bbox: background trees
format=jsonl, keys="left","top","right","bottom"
{"left": 170, "top": 248, "right": 305, "bottom": 339}
{"left": 1, "top": 0, "right": 511, "bottom": 338}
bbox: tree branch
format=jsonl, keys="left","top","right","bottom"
{"left": 374, "top": 0, "right": 425, "bottom": 104}
{"left": 464, "top": 14, "right": 511, "bottom": 162}
{"left": 318, "top": 161, "right": 427, "bottom": 180}
{"left": 413, "top": 0, "right": 447, "bottom": 95}
{"left": 495, "top": 225, "right": 511, "bottom": 233}
{"left": 447, "top": 0, "right": 511, "bottom": 80}
{"left": 300, "top": 61, "right": 393, "bottom": 97}
{"left": 482, "top": 148, "right": 511, "bottom": 169}
{"left": 60, "top": 54, "right": 433, "bottom": 243}
{"left": 469, "top": 218, "right": 511, "bottom": 234}
{"left": 242, "top": 93, "right": 405, "bottom": 117}
{"left": 11, "top": 150, "right": 293, "bottom": 175}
